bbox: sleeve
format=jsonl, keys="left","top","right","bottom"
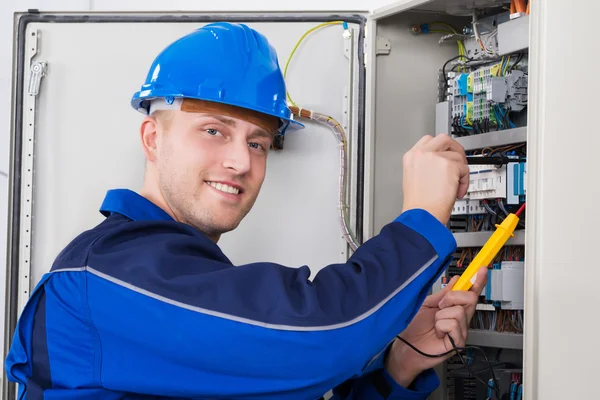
{"left": 64, "top": 209, "right": 455, "bottom": 399}
{"left": 330, "top": 343, "right": 440, "bottom": 400}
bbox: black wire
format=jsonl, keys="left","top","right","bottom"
{"left": 509, "top": 52, "right": 525, "bottom": 72}
{"left": 448, "top": 336, "right": 500, "bottom": 396}
{"left": 442, "top": 54, "right": 473, "bottom": 91}
{"left": 497, "top": 199, "right": 510, "bottom": 216}
{"left": 498, "top": 199, "right": 526, "bottom": 229}
{"left": 396, "top": 335, "right": 501, "bottom": 396}
{"left": 483, "top": 202, "right": 497, "bottom": 216}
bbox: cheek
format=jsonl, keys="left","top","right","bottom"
{"left": 251, "top": 155, "right": 268, "bottom": 183}
{"left": 159, "top": 137, "right": 203, "bottom": 180}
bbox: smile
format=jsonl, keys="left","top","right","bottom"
{"left": 206, "top": 181, "right": 240, "bottom": 195}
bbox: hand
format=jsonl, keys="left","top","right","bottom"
{"left": 401, "top": 134, "right": 469, "bottom": 225}
{"left": 384, "top": 268, "right": 487, "bottom": 387}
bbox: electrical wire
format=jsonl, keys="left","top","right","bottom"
{"left": 443, "top": 54, "right": 474, "bottom": 90}
{"left": 425, "top": 22, "right": 467, "bottom": 72}
{"left": 509, "top": 52, "right": 525, "bottom": 72}
{"left": 396, "top": 335, "right": 500, "bottom": 396}
{"left": 472, "top": 11, "right": 495, "bottom": 55}
{"left": 497, "top": 199, "right": 510, "bottom": 216}
{"left": 515, "top": 202, "right": 526, "bottom": 217}
{"left": 283, "top": 21, "right": 344, "bottom": 107}
{"left": 289, "top": 106, "right": 359, "bottom": 251}
{"left": 483, "top": 200, "right": 497, "bottom": 216}
{"left": 282, "top": 23, "right": 359, "bottom": 251}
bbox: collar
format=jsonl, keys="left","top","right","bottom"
{"left": 100, "top": 189, "right": 174, "bottom": 222}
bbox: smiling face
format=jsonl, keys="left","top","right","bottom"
{"left": 139, "top": 99, "right": 278, "bottom": 241}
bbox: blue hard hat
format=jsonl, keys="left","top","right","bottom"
{"left": 131, "top": 22, "right": 303, "bottom": 133}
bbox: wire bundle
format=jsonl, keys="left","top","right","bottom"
{"left": 471, "top": 310, "right": 524, "bottom": 334}
{"left": 288, "top": 105, "right": 359, "bottom": 250}
{"left": 283, "top": 22, "right": 359, "bottom": 251}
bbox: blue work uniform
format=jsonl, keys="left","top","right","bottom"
{"left": 5, "top": 189, "right": 456, "bottom": 399}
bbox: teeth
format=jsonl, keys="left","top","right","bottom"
{"left": 208, "top": 182, "right": 239, "bottom": 195}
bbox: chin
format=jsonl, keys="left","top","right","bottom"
{"left": 203, "top": 215, "right": 242, "bottom": 235}
{"left": 216, "top": 220, "right": 241, "bottom": 234}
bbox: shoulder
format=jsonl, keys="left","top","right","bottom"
{"left": 51, "top": 213, "right": 231, "bottom": 273}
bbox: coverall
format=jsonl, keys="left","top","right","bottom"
{"left": 6, "top": 188, "right": 456, "bottom": 399}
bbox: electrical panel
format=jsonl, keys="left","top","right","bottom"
{"left": 447, "top": 61, "right": 527, "bottom": 136}
{"left": 423, "top": 3, "right": 530, "bottom": 398}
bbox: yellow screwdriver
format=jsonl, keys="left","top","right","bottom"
{"left": 452, "top": 203, "right": 526, "bottom": 291}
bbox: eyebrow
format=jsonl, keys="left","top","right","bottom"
{"left": 248, "top": 128, "right": 275, "bottom": 141}
{"left": 205, "top": 114, "right": 237, "bottom": 127}
{"left": 203, "top": 114, "right": 274, "bottom": 140}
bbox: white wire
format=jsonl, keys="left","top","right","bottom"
{"left": 472, "top": 11, "right": 495, "bottom": 55}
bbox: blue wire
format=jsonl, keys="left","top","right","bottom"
{"left": 498, "top": 105, "right": 516, "bottom": 129}
{"left": 461, "top": 115, "right": 473, "bottom": 130}
{"left": 494, "top": 106, "right": 503, "bottom": 130}
{"left": 510, "top": 383, "right": 517, "bottom": 400}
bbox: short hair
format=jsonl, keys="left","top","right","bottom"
{"left": 150, "top": 109, "right": 174, "bottom": 130}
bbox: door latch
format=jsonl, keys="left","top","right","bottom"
{"left": 28, "top": 61, "right": 47, "bottom": 96}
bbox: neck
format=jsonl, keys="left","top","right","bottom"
{"left": 140, "top": 174, "right": 220, "bottom": 243}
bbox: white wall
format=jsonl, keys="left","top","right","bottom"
{"left": 0, "top": 0, "right": 395, "bottom": 373}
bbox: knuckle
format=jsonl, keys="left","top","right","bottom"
{"left": 444, "top": 291, "right": 457, "bottom": 302}
{"left": 468, "top": 292, "right": 478, "bottom": 305}
{"left": 435, "top": 311, "right": 444, "bottom": 322}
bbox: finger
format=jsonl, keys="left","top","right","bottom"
{"left": 435, "top": 306, "right": 468, "bottom": 339}
{"left": 437, "top": 151, "right": 467, "bottom": 163}
{"left": 437, "top": 152, "right": 470, "bottom": 199}
{"left": 438, "top": 290, "right": 480, "bottom": 317}
{"left": 456, "top": 162, "right": 470, "bottom": 199}
{"left": 423, "top": 275, "right": 459, "bottom": 307}
{"left": 435, "top": 319, "right": 465, "bottom": 347}
{"left": 438, "top": 290, "right": 479, "bottom": 310}
{"left": 422, "top": 134, "right": 466, "bottom": 158}
{"left": 412, "top": 135, "right": 434, "bottom": 149}
{"left": 470, "top": 266, "right": 489, "bottom": 296}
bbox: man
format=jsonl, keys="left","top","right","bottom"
{"left": 5, "top": 22, "right": 486, "bottom": 399}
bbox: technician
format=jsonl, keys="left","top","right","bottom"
{"left": 6, "top": 22, "right": 486, "bottom": 399}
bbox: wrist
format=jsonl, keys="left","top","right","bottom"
{"left": 401, "top": 205, "right": 449, "bottom": 226}
{"left": 384, "top": 339, "right": 424, "bottom": 388}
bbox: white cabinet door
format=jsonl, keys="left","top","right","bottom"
{"left": 524, "top": 1, "right": 600, "bottom": 399}
{"left": 3, "top": 11, "right": 367, "bottom": 398}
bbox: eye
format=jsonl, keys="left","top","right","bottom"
{"left": 248, "top": 142, "right": 264, "bottom": 150}
{"left": 205, "top": 128, "right": 222, "bottom": 136}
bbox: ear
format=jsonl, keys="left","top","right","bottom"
{"left": 140, "top": 116, "right": 159, "bottom": 163}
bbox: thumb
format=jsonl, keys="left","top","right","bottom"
{"left": 424, "top": 275, "right": 458, "bottom": 306}
{"left": 470, "top": 266, "right": 488, "bottom": 296}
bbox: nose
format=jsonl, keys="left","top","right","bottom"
{"left": 222, "top": 139, "right": 251, "bottom": 175}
